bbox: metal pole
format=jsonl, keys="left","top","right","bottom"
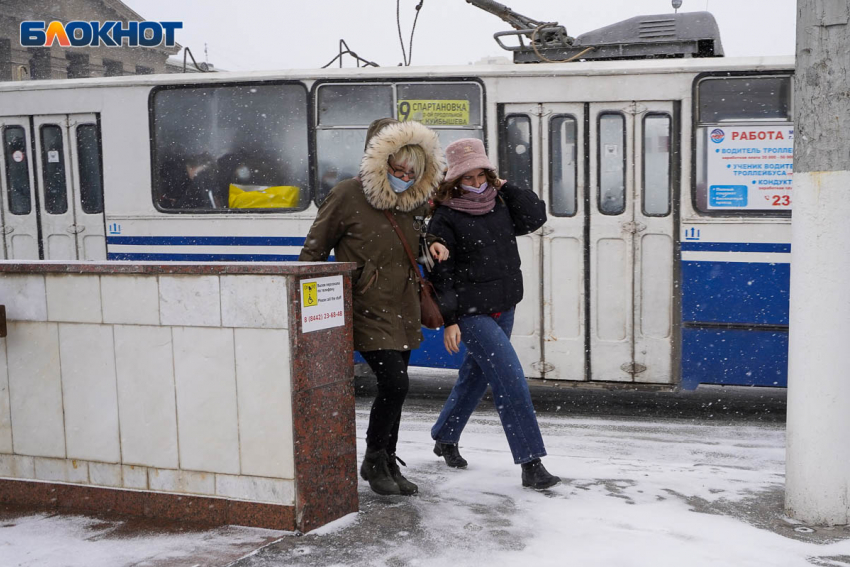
{"left": 786, "top": 0, "right": 850, "bottom": 526}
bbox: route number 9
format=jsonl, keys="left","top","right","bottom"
{"left": 398, "top": 101, "right": 411, "bottom": 122}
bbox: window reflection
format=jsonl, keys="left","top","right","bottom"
{"left": 76, "top": 124, "right": 103, "bottom": 214}
{"left": 598, "top": 113, "right": 625, "bottom": 215}
{"left": 549, "top": 115, "right": 577, "bottom": 217}
{"left": 4, "top": 126, "right": 31, "bottom": 215}
{"left": 643, "top": 115, "right": 670, "bottom": 216}
{"left": 502, "top": 115, "right": 532, "bottom": 192}
{"left": 152, "top": 84, "right": 310, "bottom": 212}
{"left": 40, "top": 124, "right": 68, "bottom": 215}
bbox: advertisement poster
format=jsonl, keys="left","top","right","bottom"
{"left": 706, "top": 125, "right": 794, "bottom": 210}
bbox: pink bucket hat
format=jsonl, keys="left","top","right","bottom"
{"left": 444, "top": 138, "right": 495, "bottom": 183}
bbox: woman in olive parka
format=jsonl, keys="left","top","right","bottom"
{"left": 299, "top": 118, "right": 447, "bottom": 496}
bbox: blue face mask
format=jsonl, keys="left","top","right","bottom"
{"left": 461, "top": 182, "right": 488, "bottom": 194}
{"left": 388, "top": 173, "right": 415, "bottom": 193}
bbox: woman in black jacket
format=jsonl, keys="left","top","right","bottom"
{"left": 427, "top": 138, "right": 560, "bottom": 489}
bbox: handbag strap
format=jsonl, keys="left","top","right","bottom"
{"left": 383, "top": 209, "right": 422, "bottom": 284}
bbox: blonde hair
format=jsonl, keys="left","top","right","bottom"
{"left": 389, "top": 144, "right": 426, "bottom": 180}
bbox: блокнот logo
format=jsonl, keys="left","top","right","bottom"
{"left": 20, "top": 21, "right": 182, "bottom": 47}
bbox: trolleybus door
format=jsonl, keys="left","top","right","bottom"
{"left": 588, "top": 102, "right": 675, "bottom": 383}
{"left": 33, "top": 114, "right": 106, "bottom": 260}
{"left": 632, "top": 104, "right": 676, "bottom": 384}
{"left": 0, "top": 117, "right": 38, "bottom": 259}
{"left": 589, "top": 102, "right": 635, "bottom": 382}
{"left": 67, "top": 114, "right": 106, "bottom": 260}
{"left": 539, "top": 103, "right": 586, "bottom": 380}
{"left": 499, "top": 104, "right": 545, "bottom": 375}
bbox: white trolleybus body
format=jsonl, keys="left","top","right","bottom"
{"left": 0, "top": 56, "right": 794, "bottom": 389}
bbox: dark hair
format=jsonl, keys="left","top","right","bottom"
{"left": 433, "top": 169, "right": 501, "bottom": 206}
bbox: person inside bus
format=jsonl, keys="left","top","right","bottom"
{"left": 217, "top": 149, "right": 284, "bottom": 188}
{"left": 299, "top": 118, "right": 449, "bottom": 496}
{"left": 158, "top": 152, "right": 222, "bottom": 209}
{"left": 426, "top": 137, "right": 560, "bottom": 490}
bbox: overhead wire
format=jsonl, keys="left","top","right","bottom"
{"left": 407, "top": 1, "right": 425, "bottom": 66}
{"left": 321, "top": 39, "right": 380, "bottom": 69}
{"left": 182, "top": 47, "right": 210, "bottom": 72}
{"left": 397, "top": 0, "right": 425, "bottom": 66}
{"left": 397, "top": 0, "right": 409, "bottom": 65}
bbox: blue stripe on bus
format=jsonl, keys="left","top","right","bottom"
{"left": 680, "top": 242, "right": 790, "bottom": 253}
{"left": 107, "top": 236, "right": 306, "bottom": 246}
{"left": 108, "top": 252, "right": 302, "bottom": 262}
{"left": 680, "top": 327, "right": 788, "bottom": 390}
{"left": 410, "top": 328, "right": 466, "bottom": 369}
{"left": 682, "top": 261, "right": 790, "bottom": 326}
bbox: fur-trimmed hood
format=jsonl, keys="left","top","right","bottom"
{"left": 359, "top": 120, "right": 446, "bottom": 212}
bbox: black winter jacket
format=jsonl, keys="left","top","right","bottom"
{"left": 427, "top": 182, "right": 547, "bottom": 326}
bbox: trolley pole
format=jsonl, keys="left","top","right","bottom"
{"left": 786, "top": 0, "right": 850, "bottom": 525}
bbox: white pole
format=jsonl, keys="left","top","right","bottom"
{"left": 785, "top": 0, "right": 850, "bottom": 525}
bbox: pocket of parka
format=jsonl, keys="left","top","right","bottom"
{"left": 355, "top": 260, "right": 379, "bottom": 295}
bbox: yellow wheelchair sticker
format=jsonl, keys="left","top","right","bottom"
{"left": 302, "top": 282, "right": 318, "bottom": 307}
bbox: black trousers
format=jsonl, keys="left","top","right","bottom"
{"left": 360, "top": 349, "right": 411, "bottom": 455}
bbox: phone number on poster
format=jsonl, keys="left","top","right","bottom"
{"left": 304, "top": 311, "right": 344, "bottom": 324}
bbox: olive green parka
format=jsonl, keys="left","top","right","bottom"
{"left": 299, "top": 118, "right": 445, "bottom": 352}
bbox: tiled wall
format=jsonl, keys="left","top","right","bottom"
{"left": 0, "top": 273, "right": 295, "bottom": 506}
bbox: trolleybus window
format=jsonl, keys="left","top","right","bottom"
{"left": 152, "top": 83, "right": 310, "bottom": 212}
{"left": 698, "top": 77, "right": 791, "bottom": 123}
{"left": 694, "top": 75, "right": 793, "bottom": 214}
{"left": 316, "top": 84, "right": 393, "bottom": 204}
{"left": 3, "top": 126, "right": 31, "bottom": 215}
{"left": 40, "top": 124, "right": 68, "bottom": 215}
{"left": 76, "top": 124, "right": 103, "bottom": 215}
{"left": 643, "top": 114, "right": 671, "bottom": 217}
{"left": 396, "top": 82, "right": 484, "bottom": 148}
{"left": 598, "top": 113, "right": 625, "bottom": 215}
{"left": 315, "top": 82, "right": 484, "bottom": 205}
{"left": 549, "top": 115, "right": 577, "bottom": 217}
{"left": 318, "top": 84, "right": 393, "bottom": 126}
{"left": 501, "top": 115, "right": 532, "bottom": 192}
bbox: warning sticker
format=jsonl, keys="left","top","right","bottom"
{"left": 301, "top": 282, "right": 318, "bottom": 307}
{"left": 398, "top": 100, "right": 470, "bottom": 126}
{"left": 300, "top": 275, "right": 344, "bottom": 333}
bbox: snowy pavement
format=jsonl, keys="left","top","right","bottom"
{"left": 0, "top": 511, "right": 283, "bottom": 566}
{"left": 3, "top": 389, "right": 850, "bottom": 567}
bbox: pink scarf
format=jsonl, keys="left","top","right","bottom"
{"left": 442, "top": 184, "right": 497, "bottom": 215}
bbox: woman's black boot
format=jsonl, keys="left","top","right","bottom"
{"left": 521, "top": 459, "right": 560, "bottom": 489}
{"left": 387, "top": 454, "right": 418, "bottom": 495}
{"left": 360, "top": 449, "right": 401, "bottom": 495}
{"left": 433, "top": 441, "right": 468, "bottom": 468}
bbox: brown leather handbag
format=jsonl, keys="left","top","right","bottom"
{"left": 383, "top": 210, "right": 445, "bottom": 330}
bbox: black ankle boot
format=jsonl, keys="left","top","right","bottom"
{"left": 433, "top": 441, "right": 468, "bottom": 468}
{"left": 360, "top": 449, "right": 401, "bottom": 495}
{"left": 521, "top": 459, "right": 560, "bottom": 489}
{"left": 387, "top": 453, "right": 418, "bottom": 495}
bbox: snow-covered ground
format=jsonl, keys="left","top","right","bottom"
{"left": 0, "top": 512, "right": 284, "bottom": 566}
{"left": 242, "top": 400, "right": 850, "bottom": 567}
{"left": 4, "top": 396, "right": 850, "bottom": 567}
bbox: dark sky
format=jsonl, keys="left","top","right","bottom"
{"left": 123, "top": 0, "right": 797, "bottom": 71}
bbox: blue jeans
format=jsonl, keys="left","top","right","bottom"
{"left": 431, "top": 308, "right": 547, "bottom": 464}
